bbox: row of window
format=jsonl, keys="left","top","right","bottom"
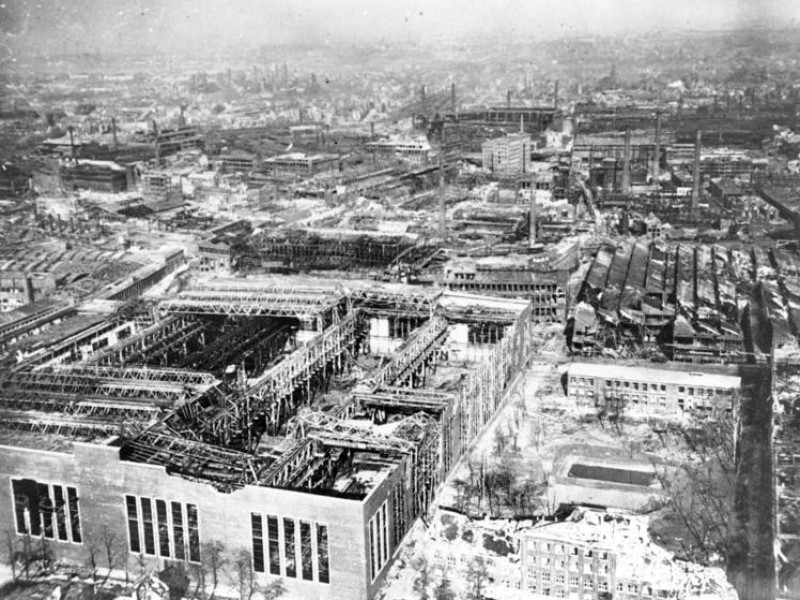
{"left": 526, "top": 540, "right": 610, "bottom": 560}
{"left": 527, "top": 560, "right": 611, "bottom": 578}
{"left": 125, "top": 495, "right": 200, "bottom": 563}
{"left": 604, "top": 380, "right": 668, "bottom": 392}
{"left": 600, "top": 393, "right": 668, "bottom": 409}
{"left": 369, "top": 501, "right": 390, "bottom": 582}
{"left": 677, "top": 385, "right": 733, "bottom": 398}
{"left": 250, "top": 513, "right": 329, "bottom": 584}
{"left": 12, "top": 484, "right": 334, "bottom": 584}
{"left": 12, "top": 479, "right": 82, "bottom": 543}
{"left": 524, "top": 572, "right": 670, "bottom": 598}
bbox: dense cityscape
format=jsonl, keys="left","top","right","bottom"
{"left": 1, "top": 2, "right": 799, "bottom": 599}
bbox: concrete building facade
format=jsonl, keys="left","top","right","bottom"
{"left": 567, "top": 362, "right": 740, "bottom": 420}
{"left": 482, "top": 133, "right": 533, "bottom": 177}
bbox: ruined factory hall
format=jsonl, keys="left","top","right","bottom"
{"left": 0, "top": 281, "right": 532, "bottom": 599}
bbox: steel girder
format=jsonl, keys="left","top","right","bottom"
{"left": 245, "top": 310, "right": 359, "bottom": 412}
{"left": 373, "top": 315, "right": 449, "bottom": 390}
{"left": 159, "top": 289, "right": 345, "bottom": 320}
{"left": 48, "top": 364, "right": 217, "bottom": 386}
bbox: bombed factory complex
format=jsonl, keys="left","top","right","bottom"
{"left": 2, "top": 7, "right": 800, "bottom": 600}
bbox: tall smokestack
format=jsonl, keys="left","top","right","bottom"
{"left": 529, "top": 193, "right": 537, "bottom": 247}
{"left": 24, "top": 277, "right": 34, "bottom": 305}
{"left": 152, "top": 120, "right": 160, "bottom": 162}
{"left": 692, "top": 129, "right": 702, "bottom": 215}
{"left": 554, "top": 79, "right": 559, "bottom": 111}
{"left": 68, "top": 125, "right": 78, "bottom": 165}
{"left": 438, "top": 152, "right": 446, "bottom": 239}
{"left": 507, "top": 89, "right": 512, "bottom": 108}
{"left": 653, "top": 110, "right": 662, "bottom": 184}
{"left": 111, "top": 117, "right": 118, "bottom": 147}
{"left": 621, "top": 128, "right": 632, "bottom": 194}
{"left": 451, "top": 82, "right": 456, "bottom": 114}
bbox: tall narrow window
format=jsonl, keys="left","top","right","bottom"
{"left": 171, "top": 502, "right": 185, "bottom": 561}
{"left": 187, "top": 504, "right": 200, "bottom": 563}
{"left": 126, "top": 496, "right": 196, "bottom": 562}
{"left": 11, "top": 480, "right": 81, "bottom": 544}
{"left": 12, "top": 486, "right": 28, "bottom": 534}
{"left": 369, "top": 517, "right": 376, "bottom": 580}
{"left": 267, "top": 515, "right": 280, "bottom": 575}
{"left": 53, "top": 486, "right": 68, "bottom": 541}
{"left": 140, "top": 497, "right": 155, "bottom": 555}
{"left": 66, "top": 487, "right": 81, "bottom": 543}
{"left": 38, "top": 483, "right": 53, "bottom": 539}
{"left": 155, "top": 500, "right": 170, "bottom": 558}
{"left": 369, "top": 501, "right": 389, "bottom": 581}
{"left": 126, "top": 496, "right": 141, "bottom": 553}
{"left": 251, "top": 514, "right": 265, "bottom": 573}
{"left": 381, "top": 502, "right": 389, "bottom": 563}
{"left": 300, "top": 521, "right": 313, "bottom": 581}
{"left": 316, "top": 524, "right": 330, "bottom": 584}
{"left": 283, "top": 518, "right": 296, "bottom": 578}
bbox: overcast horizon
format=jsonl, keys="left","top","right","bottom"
{"left": 1, "top": 0, "right": 799, "bottom": 59}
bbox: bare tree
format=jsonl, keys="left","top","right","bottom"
{"left": 412, "top": 555, "right": 432, "bottom": 600}
{"left": 101, "top": 524, "right": 123, "bottom": 583}
{"left": 466, "top": 556, "right": 490, "bottom": 600}
{"left": 3, "top": 530, "right": 17, "bottom": 582}
{"left": 201, "top": 540, "right": 227, "bottom": 600}
{"left": 492, "top": 426, "right": 508, "bottom": 455}
{"left": 434, "top": 570, "right": 455, "bottom": 600}
{"left": 84, "top": 531, "right": 103, "bottom": 599}
{"left": 18, "top": 532, "right": 33, "bottom": 581}
{"left": 132, "top": 552, "right": 153, "bottom": 599}
{"left": 190, "top": 562, "right": 205, "bottom": 600}
{"left": 228, "top": 548, "right": 256, "bottom": 600}
{"left": 652, "top": 416, "right": 745, "bottom": 567}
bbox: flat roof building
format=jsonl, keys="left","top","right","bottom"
{"left": 567, "top": 361, "right": 741, "bottom": 421}
{"left": 263, "top": 153, "right": 340, "bottom": 179}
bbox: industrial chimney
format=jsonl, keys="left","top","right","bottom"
{"left": 529, "top": 194, "right": 537, "bottom": 247}
{"left": 554, "top": 79, "right": 560, "bottom": 111}
{"left": 621, "top": 128, "right": 632, "bottom": 194}
{"left": 653, "top": 110, "right": 662, "bottom": 183}
{"left": 507, "top": 89, "right": 512, "bottom": 108}
{"left": 68, "top": 125, "right": 78, "bottom": 165}
{"left": 451, "top": 82, "right": 456, "bottom": 114}
{"left": 111, "top": 117, "right": 118, "bottom": 147}
{"left": 438, "top": 153, "right": 446, "bottom": 240}
{"left": 152, "top": 120, "right": 160, "bottom": 162}
{"left": 691, "top": 129, "right": 702, "bottom": 215}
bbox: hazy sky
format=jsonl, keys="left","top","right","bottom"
{"left": 1, "top": 0, "right": 798, "bottom": 57}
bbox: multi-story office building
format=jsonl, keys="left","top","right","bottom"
{"left": 263, "top": 153, "right": 340, "bottom": 178}
{"left": 521, "top": 509, "right": 734, "bottom": 600}
{"left": 482, "top": 133, "right": 533, "bottom": 177}
{"left": 567, "top": 362, "right": 740, "bottom": 420}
